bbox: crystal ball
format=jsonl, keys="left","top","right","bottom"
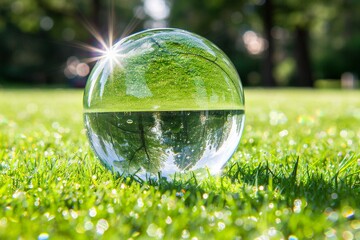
{"left": 83, "top": 28, "right": 245, "bottom": 180}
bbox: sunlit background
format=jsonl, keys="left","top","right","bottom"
{"left": 0, "top": 0, "right": 359, "bottom": 88}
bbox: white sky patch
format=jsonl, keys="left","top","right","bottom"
{"left": 144, "top": 0, "right": 170, "bottom": 20}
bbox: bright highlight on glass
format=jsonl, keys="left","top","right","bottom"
{"left": 83, "top": 28, "right": 245, "bottom": 180}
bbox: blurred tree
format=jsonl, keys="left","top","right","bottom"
{"left": 314, "top": 0, "right": 360, "bottom": 80}
{"left": 1, "top": 0, "right": 360, "bottom": 87}
{"left": 0, "top": 0, "right": 143, "bottom": 85}
{"left": 261, "top": 0, "right": 276, "bottom": 87}
{"left": 273, "top": 0, "right": 344, "bottom": 87}
{"left": 168, "top": 0, "right": 263, "bottom": 86}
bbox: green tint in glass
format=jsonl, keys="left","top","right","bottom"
{"left": 84, "top": 28, "right": 244, "bottom": 112}
{"left": 83, "top": 28, "right": 245, "bottom": 180}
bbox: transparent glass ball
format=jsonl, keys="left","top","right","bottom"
{"left": 83, "top": 28, "right": 245, "bottom": 180}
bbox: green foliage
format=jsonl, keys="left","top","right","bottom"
{"left": 0, "top": 0, "right": 144, "bottom": 84}
{"left": 0, "top": 89, "right": 359, "bottom": 239}
{"left": 2, "top": 0, "right": 360, "bottom": 85}
{"left": 316, "top": 33, "right": 360, "bottom": 79}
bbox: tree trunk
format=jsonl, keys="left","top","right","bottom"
{"left": 92, "top": 0, "right": 101, "bottom": 30}
{"left": 294, "top": 26, "right": 313, "bottom": 87}
{"left": 262, "top": 0, "right": 276, "bottom": 87}
{"left": 343, "top": 0, "right": 352, "bottom": 39}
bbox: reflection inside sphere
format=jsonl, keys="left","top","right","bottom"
{"left": 85, "top": 110, "right": 244, "bottom": 179}
{"left": 83, "top": 28, "right": 245, "bottom": 180}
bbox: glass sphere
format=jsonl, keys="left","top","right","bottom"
{"left": 83, "top": 28, "right": 245, "bottom": 180}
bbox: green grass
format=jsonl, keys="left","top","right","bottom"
{"left": 84, "top": 29, "right": 244, "bottom": 112}
{"left": 1, "top": 89, "right": 360, "bottom": 239}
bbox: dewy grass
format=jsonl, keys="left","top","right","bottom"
{"left": 0, "top": 89, "right": 359, "bottom": 239}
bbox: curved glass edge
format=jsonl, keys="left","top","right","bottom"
{"left": 83, "top": 28, "right": 245, "bottom": 112}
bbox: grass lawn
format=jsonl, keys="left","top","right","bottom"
{"left": 0, "top": 89, "right": 359, "bottom": 239}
